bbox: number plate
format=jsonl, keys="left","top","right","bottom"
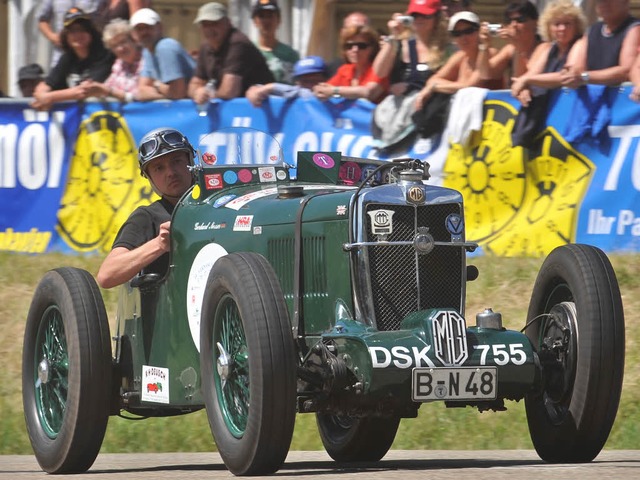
{"left": 412, "top": 367, "right": 497, "bottom": 401}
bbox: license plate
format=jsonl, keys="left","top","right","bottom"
{"left": 412, "top": 367, "right": 497, "bottom": 401}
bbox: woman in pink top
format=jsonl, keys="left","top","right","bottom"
{"left": 314, "top": 25, "right": 389, "bottom": 104}
{"left": 85, "top": 18, "right": 143, "bottom": 102}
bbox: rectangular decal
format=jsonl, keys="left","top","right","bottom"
{"left": 233, "top": 215, "right": 254, "bottom": 231}
{"left": 141, "top": 365, "right": 170, "bottom": 404}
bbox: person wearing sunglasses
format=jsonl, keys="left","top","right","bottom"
{"left": 313, "top": 25, "right": 389, "bottom": 104}
{"left": 97, "top": 127, "right": 195, "bottom": 289}
{"left": 373, "top": 0, "right": 450, "bottom": 98}
{"left": 414, "top": 11, "right": 503, "bottom": 112}
{"left": 560, "top": 0, "right": 639, "bottom": 89}
{"left": 510, "top": 0, "right": 587, "bottom": 107}
{"left": 477, "top": 0, "right": 541, "bottom": 86}
{"left": 371, "top": 0, "right": 450, "bottom": 149}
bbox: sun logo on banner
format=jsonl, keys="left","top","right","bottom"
{"left": 56, "top": 111, "right": 157, "bottom": 252}
{"left": 443, "top": 100, "right": 594, "bottom": 256}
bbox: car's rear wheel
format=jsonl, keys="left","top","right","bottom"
{"left": 316, "top": 413, "right": 400, "bottom": 462}
{"left": 524, "top": 244, "right": 624, "bottom": 463}
{"left": 22, "top": 267, "right": 112, "bottom": 473}
{"left": 200, "top": 253, "right": 297, "bottom": 475}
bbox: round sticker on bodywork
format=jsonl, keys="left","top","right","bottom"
{"left": 186, "top": 243, "right": 229, "bottom": 351}
{"left": 313, "top": 153, "right": 335, "bottom": 169}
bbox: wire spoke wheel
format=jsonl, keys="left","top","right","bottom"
{"left": 34, "top": 306, "right": 69, "bottom": 438}
{"left": 22, "top": 268, "right": 111, "bottom": 474}
{"left": 200, "top": 253, "right": 296, "bottom": 475}
{"left": 214, "top": 295, "right": 250, "bottom": 437}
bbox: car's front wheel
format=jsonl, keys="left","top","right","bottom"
{"left": 200, "top": 253, "right": 297, "bottom": 475}
{"left": 524, "top": 244, "right": 624, "bottom": 463}
{"left": 22, "top": 267, "right": 112, "bottom": 473}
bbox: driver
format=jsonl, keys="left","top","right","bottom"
{"left": 97, "top": 127, "right": 195, "bottom": 289}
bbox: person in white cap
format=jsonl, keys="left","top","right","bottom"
{"left": 414, "top": 10, "right": 503, "bottom": 111}
{"left": 188, "top": 2, "right": 274, "bottom": 102}
{"left": 130, "top": 7, "right": 196, "bottom": 100}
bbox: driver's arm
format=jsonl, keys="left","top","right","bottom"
{"left": 96, "top": 221, "right": 171, "bottom": 289}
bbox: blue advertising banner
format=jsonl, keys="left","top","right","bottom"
{"left": 0, "top": 103, "right": 82, "bottom": 253}
{"left": 0, "top": 86, "right": 639, "bottom": 255}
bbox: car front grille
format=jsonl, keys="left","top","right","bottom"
{"left": 365, "top": 203, "right": 464, "bottom": 331}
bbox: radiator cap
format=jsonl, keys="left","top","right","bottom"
{"left": 476, "top": 308, "right": 503, "bottom": 330}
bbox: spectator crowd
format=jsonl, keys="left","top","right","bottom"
{"left": 6, "top": 0, "right": 640, "bottom": 149}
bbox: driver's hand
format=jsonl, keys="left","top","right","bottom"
{"left": 157, "top": 221, "right": 171, "bottom": 253}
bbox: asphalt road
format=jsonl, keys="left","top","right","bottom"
{"left": 1, "top": 450, "right": 639, "bottom": 479}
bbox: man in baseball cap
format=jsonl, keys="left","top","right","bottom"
{"left": 245, "top": 55, "right": 327, "bottom": 106}
{"left": 18, "top": 63, "right": 45, "bottom": 97}
{"left": 130, "top": 8, "right": 195, "bottom": 100}
{"left": 193, "top": 2, "right": 227, "bottom": 23}
{"left": 251, "top": 0, "right": 299, "bottom": 84}
{"left": 129, "top": 7, "right": 161, "bottom": 27}
{"left": 63, "top": 7, "right": 91, "bottom": 28}
{"left": 189, "top": 2, "right": 274, "bottom": 101}
{"left": 252, "top": 0, "right": 280, "bottom": 16}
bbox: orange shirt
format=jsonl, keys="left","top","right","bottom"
{"left": 327, "top": 63, "right": 389, "bottom": 103}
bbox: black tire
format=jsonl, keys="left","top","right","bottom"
{"left": 22, "top": 267, "right": 112, "bottom": 473}
{"left": 200, "top": 253, "right": 297, "bottom": 475}
{"left": 524, "top": 244, "right": 624, "bottom": 463}
{"left": 316, "top": 413, "right": 400, "bottom": 462}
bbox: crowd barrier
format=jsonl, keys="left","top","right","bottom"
{"left": 1, "top": 85, "right": 639, "bottom": 256}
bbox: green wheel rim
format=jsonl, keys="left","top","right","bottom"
{"left": 213, "top": 294, "right": 249, "bottom": 438}
{"left": 34, "top": 306, "right": 68, "bottom": 439}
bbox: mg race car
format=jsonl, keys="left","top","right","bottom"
{"left": 23, "top": 127, "right": 625, "bottom": 475}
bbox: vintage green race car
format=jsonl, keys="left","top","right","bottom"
{"left": 22, "top": 128, "right": 625, "bottom": 475}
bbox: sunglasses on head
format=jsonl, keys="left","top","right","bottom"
{"left": 343, "top": 41, "right": 371, "bottom": 50}
{"left": 139, "top": 131, "right": 190, "bottom": 162}
{"left": 451, "top": 26, "right": 478, "bottom": 37}
{"left": 507, "top": 15, "right": 529, "bottom": 24}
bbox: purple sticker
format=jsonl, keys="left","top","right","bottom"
{"left": 313, "top": 153, "right": 335, "bottom": 169}
{"left": 238, "top": 169, "right": 253, "bottom": 183}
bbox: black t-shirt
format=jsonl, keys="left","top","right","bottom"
{"left": 46, "top": 41, "right": 115, "bottom": 90}
{"left": 587, "top": 17, "right": 639, "bottom": 71}
{"left": 112, "top": 197, "right": 174, "bottom": 277}
{"left": 194, "top": 28, "right": 274, "bottom": 96}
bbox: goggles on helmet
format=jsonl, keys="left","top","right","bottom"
{"left": 139, "top": 130, "right": 192, "bottom": 167}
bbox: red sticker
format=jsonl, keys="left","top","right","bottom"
{"left": 204, "top": 174, "right": 223, "bottom": 190}
{"left": 238, "top": 169, "right": 253, "bottom": 183}
{"left": 202, "top": 152, "right": 217, "bottom": 165}
{"left": 339, "top": 161, "right": 361, "bottom": 185}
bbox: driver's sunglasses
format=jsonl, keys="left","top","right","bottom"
{"left": 451, "top": 26, "right": 479, "bottom": 37}
{"left": 139, "top": 131, "right": 189, "bottom": 161}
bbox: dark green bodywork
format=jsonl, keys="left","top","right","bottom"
{"left": 114, "top": 157, "right": 538, "bottom": 416}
